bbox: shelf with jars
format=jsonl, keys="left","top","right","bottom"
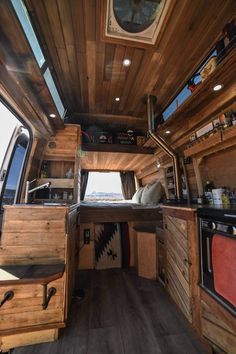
{"left": 184, "top": 110, "right": 236, "bottom": 157}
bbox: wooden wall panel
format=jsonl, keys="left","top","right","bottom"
{"left": 201, "top": 146, "right": 236, "bottom": 190}
{"left": 0, "top": 206, "right": 67, "bottom": 265}
{"left": 44, "top": 125, "right": 81, "bottom": 160}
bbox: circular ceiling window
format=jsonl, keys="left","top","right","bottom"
{"left": 113, "top": 0, "right": 165, "bottom": 33}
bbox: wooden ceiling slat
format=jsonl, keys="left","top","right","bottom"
{"left": 100, "top": 43, "right": 116, "bottom": 112}
{"left": 84, "top": 0, "right": 96, "bottom": 42}
{"left": 86, "top": 40, "right": 96, "bottom": 113}
{"left": 118, "top": 48, "right": 145, "bottom": 112}
{"left": 41, "top": 0, "right": 76, "bottom": 109}
{"left": 57, "top": 0, "right": 81, "bottom": 110}
{"left": 95, "top": 42, "right": 106, "bottom": 113}
{"left": 106, "top": 45, "right": 126, "bottom": 113}
{"left": 112, "top": 46, "right": 135, "bottom": 114}
{"left": 123, "top": 51, "right": 153, "bottom": 115}
{"left": 70, "top": 0, "right": 89, "bottom": 112}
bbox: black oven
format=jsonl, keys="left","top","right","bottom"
{"left": 198, "top": 207, "right": 236, "bottom": 316}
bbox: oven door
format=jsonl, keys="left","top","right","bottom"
{"left": 199, "top": 218, "right": 236, "bottom": 316}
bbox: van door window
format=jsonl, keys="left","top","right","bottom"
{"left": 1, "top": 133, "right": 28, "bottom": 207}
{"left": 0, "top": 101, "right": 30, "bottom": 211}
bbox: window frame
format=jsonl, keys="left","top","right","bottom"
{"left": 0, "top": 97, "right": 32, "bottom": 209}
{"left": 84, "top": 171, "right": 124, "bottom": 201}
{"left": 11, "top": 0, "right": 66, "bottom": 120}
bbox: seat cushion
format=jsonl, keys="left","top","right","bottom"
{"left": 141, "top": 181, "right": 164, "bottom": 205}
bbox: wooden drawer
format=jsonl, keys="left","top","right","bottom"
{"left": 201, "top": 300, "right": 236, "bottom": 354}
{"left": 0, "top": 278, "right": 65, "bottom": 331}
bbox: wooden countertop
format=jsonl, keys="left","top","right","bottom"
{"left": 0, "top": 264, "right": 65, "bottom": 286}
{"left": 4, "top": 203, "right": 80, "bottom": 213}
{"left": 162, "top": 204, "right": 198, "bottom": 211}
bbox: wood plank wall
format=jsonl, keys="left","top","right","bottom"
{"left": 200, "top": 147, "right": 236, "bottom": 189}
{"left": 0, "top": 206, "right": 67, "bottom": 265}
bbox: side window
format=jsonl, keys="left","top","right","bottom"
{"left": 1, "top": 133, "right": 29, "bottom": 208}
{"left": 0, "top": 101, "right": 30, "bottom": 212}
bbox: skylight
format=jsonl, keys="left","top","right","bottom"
{"left": 44, "top": 68, "right": 65, "bottom": 119}
{"left": 11, "top": 0, "right": 45, "bottom": 68}
{"left": 11, "top": 0, "right": 65, "bottom": 119}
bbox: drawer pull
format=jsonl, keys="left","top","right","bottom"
{"left": 0, "top": 290, "right": 14, "bottom": 308}
{"left": 42, "top": 286, "right": 57, "bottom": 310}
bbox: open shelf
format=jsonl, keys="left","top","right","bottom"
{"left": 82, "top": 143, "right": 155, "bottom": 155}
{"left": 143, "top": 48, "right": 236, "bottom": 150}
{"left": 37, "top": 178, "right": 74, "bottom": 189}
{"left": 184, "top": 124, "right": 236, "bottom": 158}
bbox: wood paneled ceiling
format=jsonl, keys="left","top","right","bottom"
{"left": 80, "top": 150, "right": 157, "bottom": 172}
{"left": 25, "top": 0, "right": 235, "bottom": 131}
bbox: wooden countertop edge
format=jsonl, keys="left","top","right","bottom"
{"left": 0, "top": 264, "right": 65, "bottom": 286}
{"left": 162, "top": 205, "right": 197, "bottom": 211}
{"left": 4, "top": 203, "right": 80, "bottom": 210}
{"left": 0, "top": 322, "right": 66, "bottom": 336}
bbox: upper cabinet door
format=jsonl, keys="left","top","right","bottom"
{"left": 0, "top": 125, "right": 29, "bottom": 209}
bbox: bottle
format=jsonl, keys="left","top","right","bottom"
{"left": 221, "top": 192, "right": 230, "bottom": 205}
{"left": 204, "top": 181, "right": 215, "bottom": 204}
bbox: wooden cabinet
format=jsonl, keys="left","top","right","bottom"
{"left": 0, "top": 204, "right": 79, "bottom": 351}
{"left": 163, "top": 206, "right": 200, "bottom": 330}
{"left": 0, "top": 276, "right": 65, "bottom": 332}
{"left": 36, "top": 125, "right": 81, "bottom": 204}
{"left": 136, "top": 231, "right": 157, "bottom": 280}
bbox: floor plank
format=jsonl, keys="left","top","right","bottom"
{"left": 13, "top": 269, "right": 208, "bottom": 354}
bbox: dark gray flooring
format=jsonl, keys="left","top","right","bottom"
{"left": 13, "top": 269, "right": 207, "bottom": 354}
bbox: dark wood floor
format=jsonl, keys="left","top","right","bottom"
{"left": 14, "top": 269, "right": 208, "bottom": 354}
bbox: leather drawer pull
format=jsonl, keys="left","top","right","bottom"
{"left": 0, "top": 290, "right": 14, "bottom": 307}
{"left": 42, "top": 285, "right": 57, "bottom": 310}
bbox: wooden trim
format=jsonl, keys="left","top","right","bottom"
{"left": 162, "top": 206, "right": 197, "bottom": 219}
{"left": 0, "top": 264, "right": 65, "bottom": 286}
{"left": 0, "top": 322, "right": 65, "bottom": 336}
{"left": 37, "top": 178, "right": 74, "bottom": 189}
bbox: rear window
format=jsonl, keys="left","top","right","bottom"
{"left": 85, "top": 172, "right": 123, "bottom": 201}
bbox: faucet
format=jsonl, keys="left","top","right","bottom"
{"left": 24, "top": 179, "right": 51, "bottom": 203}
